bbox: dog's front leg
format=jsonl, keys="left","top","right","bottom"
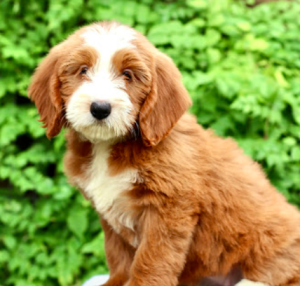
{"left": 100, "top": 218, "right": 135, "bottom": 286}
{"left": 125, "top": 206, "right": 196, "bottom": 286}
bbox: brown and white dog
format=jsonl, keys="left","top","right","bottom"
{"left": 29, "top": 22, "right": 300, "bottom": 286}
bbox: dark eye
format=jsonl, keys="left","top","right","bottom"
{"left": 123, "top": 70, "right": 132, "bottom": 81}
{"left": 80, "top": 65, "right": 88, "bottom": 75}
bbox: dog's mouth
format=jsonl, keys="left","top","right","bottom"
{"left": 91, "top": 118, "right": 108, "bottom": 127}
{"left": 71, "top": 117, "right": 131, "bottom": 144}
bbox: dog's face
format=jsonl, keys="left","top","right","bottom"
{"left": 60, "top": 23, "right": 152, "bottom": 143}
{"left": 29, "top": 22, "right": 191, "bottom": 146}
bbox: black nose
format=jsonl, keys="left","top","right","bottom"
{"left": 90, "top": 101, "right": 111, "bottom": 120}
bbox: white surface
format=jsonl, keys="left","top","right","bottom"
{"left": 82, "top": 274, "right": 110, "bottom": 286}
{"left": 235, "top": 279, "right": 268, "bottom": 286}
{"left": 81, "top": 275, "right": 269, "bottom": 286}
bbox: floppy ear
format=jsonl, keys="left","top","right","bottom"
{"left": 28, "top": 45, "right": 64, "bottom": 139}
{"left": 139, "top": 52, "right": 192, "bottom": 146}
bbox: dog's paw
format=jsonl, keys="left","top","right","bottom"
{"left": 235, "top": 279, "right": 268, "bottom": 286}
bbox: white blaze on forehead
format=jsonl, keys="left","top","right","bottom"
{"left": 79, "top": 23, "right": 136, "bottom": 97}
{"left": 82, "top": 23, "right": 136, "bottom": 67}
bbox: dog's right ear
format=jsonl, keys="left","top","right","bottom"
{"left": 28, "top": 44, "right": 65, "bottom": 139}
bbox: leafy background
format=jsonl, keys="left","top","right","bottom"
{"left": 1, "top": 0, "right": 300, "bottom": 285}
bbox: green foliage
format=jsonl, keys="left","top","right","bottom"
{"left": 1, "top": 0, "right": 300, "bottom": 285}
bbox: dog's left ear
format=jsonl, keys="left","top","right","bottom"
{"left": 28, "top": 44, "right": 65, "bottom": 139}
{"left": 139, "top": 52, "right": 192, "bottom": 147}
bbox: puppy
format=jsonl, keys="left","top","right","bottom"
{"left": 29, "top": 22, "right": 300, "bottom": 286}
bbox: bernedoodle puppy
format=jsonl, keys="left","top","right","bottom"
{"left": 29, "top": 21, "right": 300, "bottom": 286}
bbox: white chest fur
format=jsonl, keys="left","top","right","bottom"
{"left": 76, "top": 142, "right": 139, "bottom": 238}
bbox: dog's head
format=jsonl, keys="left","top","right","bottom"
{"left": 28, "top": 22, "right": 191, "bottom": 146}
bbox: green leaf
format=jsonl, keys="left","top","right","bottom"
{"left": 237, "top": 21, "right": 251, "bottom": 32}
{"left": 207, "top": 48, "right": 221, "bottom": 64}
{"left": 291, "top": 147, "right": 300, "bottom": 161}
{"left": 249, "top": 38, "right": 269, "bottom": 51}
{"left": 187, "top": 0, "right": 207, "bottom": 9}
{"left": 205, "top": 29, "right": 221, "bottom": 47}
{"left": 67, "top": 206, "right": 88, "bottom": 238}
{"left": 275, "top": 69, "right": 290, "bottom": 88}
{"left": 283, "top": 137, "right": 296, "bottom": 147}
{"left": 3, "top": 236, "right": 17, "bottom": 250}
{"left": 82, "top": 232, "right": 105, "bottom": 257}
